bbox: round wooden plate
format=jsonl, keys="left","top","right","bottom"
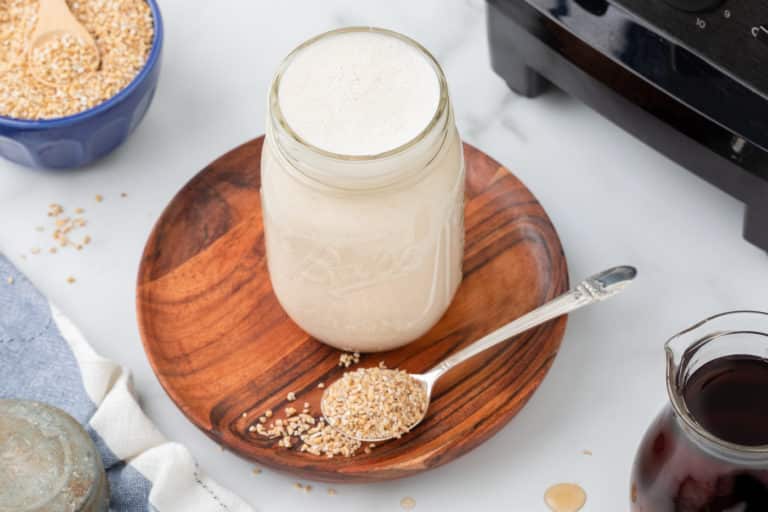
{"left": 137, "top": 137, "right": 569, "bottom": 483}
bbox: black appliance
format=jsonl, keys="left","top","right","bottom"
{"left": 487, "top": 0, "right": 768, "bottom": 252}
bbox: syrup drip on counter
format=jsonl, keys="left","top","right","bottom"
{"left": 544, "top": 483, "right": 587, "bottom": 512}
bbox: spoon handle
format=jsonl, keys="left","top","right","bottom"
{"left": 422, "top": 265, "right": 637, "bottom": 383}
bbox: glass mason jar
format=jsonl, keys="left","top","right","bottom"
{"left": 261, "top": 28, "right": 465, "bottom": 352}
{"left": 631, "top": 311, "right": 768, "bottom": 511}
{"left": 0, "top": 400, "right": 109, "bottom": 512}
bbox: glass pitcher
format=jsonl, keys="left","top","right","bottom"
{"left": 631, "top": 310, "right": 768, "bottom": 511}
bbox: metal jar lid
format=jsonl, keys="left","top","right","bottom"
{"left": 0, "top": 400, "right": 109, "bottom": 512}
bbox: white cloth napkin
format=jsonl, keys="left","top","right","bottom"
{"left": 0, "top": 255, "right": 254, "bottom": 512}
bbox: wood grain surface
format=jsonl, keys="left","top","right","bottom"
{"left": 137, "top": 137, "right": 569, "bottom": 482}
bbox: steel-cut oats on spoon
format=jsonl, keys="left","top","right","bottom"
{"left": 321, "top": 265, "right": 637, "bottom": 443}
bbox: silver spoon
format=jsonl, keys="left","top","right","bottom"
{"left": 321, "top": 265, "right": 637, "bottom": 443}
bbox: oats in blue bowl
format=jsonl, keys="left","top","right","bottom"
{"left": 0, "top": 0, "right": 163, "bottom": 169}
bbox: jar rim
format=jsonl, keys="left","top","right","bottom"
{"left": 665, "top": 310, "right": 768, "bottom": 460}
{"left": 268, "top": 26, "right": 450, "bottom": 163}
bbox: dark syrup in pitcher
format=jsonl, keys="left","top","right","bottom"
{"left": 632, "top": 355, "right": 768, "bottom": 511}
{"left": 684, "top": 356, "right": 768, "bottom": 447}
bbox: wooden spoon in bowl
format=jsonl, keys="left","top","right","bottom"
{"left": 28, "top": 0, "right": 100, "bottom": 86}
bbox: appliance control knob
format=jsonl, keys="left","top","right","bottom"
{"left": 662, "top": 0, "right": 724, "bottom": 12}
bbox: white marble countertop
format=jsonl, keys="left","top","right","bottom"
{"left": 2, "top": 1, "right": 767, "bottom": 510}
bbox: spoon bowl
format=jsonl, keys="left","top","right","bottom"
{"left": 320, "top": 372, "right": 432, "bottom": 444}
{"left": 28, "top": 0, "right": 100, "bottom": 86}
{"left": 321, "top": 265, "right": 638, "bottom": 443}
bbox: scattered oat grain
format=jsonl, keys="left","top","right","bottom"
{"left": 286, "top": 392, "right": 296, "bottom": 402}
{"left": 6, "top": 276, "right": 14, "bottom": 285}
{"left": 582, "top": 449, "right": 593, "bottom": 456}
{"left": 327, "top": 488, "right": 337, "bottom": 496}
{"left": 317, "top": 382, "right": 325, "bottom": 389}
{"left": 251, "top": 467, "right": 262, "bottom": 475}
{"left": 95, "top": 194, "right": 103, "bottom": 203}
{"left": 338, "top": 352, "right": 361, "bottom": 368}
{"left": 254, "top": 394, "right": 361, "bottom": 458}
{"left": 42, "top": 204, "right": 90, "bottom": 252}
{"left": 30, "top": 247, "right": 40, "bottom": 255}
{"left": 66, "top": 276, "right": 76, "bottom": 284}
{"left": 75, "top": 208, "right": 85, "bottom": 214}
{"left": 400, "top": 496, "right": 416, "bottom": 510}
{"left": 48, "top": 204, "right": 63, "bottom": 217}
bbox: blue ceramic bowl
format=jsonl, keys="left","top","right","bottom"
{"left": 0, "top": 0, "right": 163, "bottom": 169}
